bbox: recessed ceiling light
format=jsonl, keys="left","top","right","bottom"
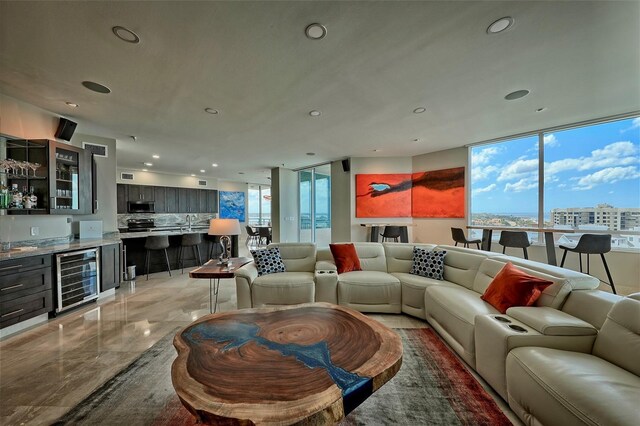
{"left": 413, "top": 107, "right": 426, "bottom": 114}
{"left": 204, "top": 108, "right": 219, "bottom": 114}
{"left": 82, "top": 81, "right": 111, "bottom": 94}
{"left": 152, "top": 154, "right": 159, "bottom": 159}
{"left": 142, "top": 169, "right": 148, "bottom": 172}
{"left": 238, "top": 172, "right": 245, "bottom": 175}
{"left": 191, "top": 174, "right": 196, "bottom": 177}
{"left": 112, "top": 26, "right": 140, "bottom": 44}
{"left": 144, "top": 162, "right": 153, "bottom": 167}
{"left": 212, "top": 163, "right": 218, "bottom": 167}
{"left": 306, "top": 152, "right": 316, "bottom": 156}
{"left": 505, "top": 89, "right": 530, "bottom": 100}
{"left": 305, "top": 23, "right": 327, "bottom": 40}
{"left": 536, "top": 107, "right": 546, "bottom": 112}
{"left": 65, "top": 102, "right": 78, "bottom": 108}
{"left": 199, "top": 169, "right": 205, "bottom": 173}
{"left": 130, "top": 135, "right": 137, "bottom": 141}
{"left": 309, "top": 110, "right": 321, "bottom": 117}
{"left": 487, "top": 17, "right": 514, "bottom": 34}
{"left": 372, "top": 149, "right": 381, "bottom": 152}
{"left": 413, "top": 138, "right": 420, "bottom": 142}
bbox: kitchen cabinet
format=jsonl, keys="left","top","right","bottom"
{"left": 154, "top": 186, "right": 166, "bottom": 213}
{"left": 0, "top": 255, "right": 53, "bottom": 329}
{"left": 165, "top": 187, "right": 178, "bottom": 213}
{"left": 117, "top": 184, "right": 127, "bottom": 214}
{"left": 188, "top": 188, "right": 199, "bottom": 213}
{"left": 178, "top": 188, "right": 189, "bottom": 213}
{"left": 127, "top": 185, "right": 154, "bottom": 202}
{"left": 198, "top": 189, "right": 208, "bottom": 213}
{"left": 207, "top": 190, "right": 218, "bottom": 213}
{"left": 100, "top": 242, "right": 121, "bottom": 292}
{"left": 2, "top": 139, "right": 93, "bottom": 215}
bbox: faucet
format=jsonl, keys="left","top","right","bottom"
{"left": 187, "top": 214, "right": 192, "bottom": 231}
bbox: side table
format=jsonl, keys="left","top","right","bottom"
{"left": 189, "top": 257, "right": 252, "bottom": 313}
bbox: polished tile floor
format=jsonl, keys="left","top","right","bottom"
{"left": 0, "top": 262, "right": 518, "bottom": 425}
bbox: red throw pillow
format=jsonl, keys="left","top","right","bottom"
{"left": 481, "top": 262, "right": 554, "bottom": 314}
{"left": 329, "top": 243, "right": 362, "bottom": 274}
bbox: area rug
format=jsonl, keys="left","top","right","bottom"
{"left": 53, "top": 328, "right": 511, "bottom": 425}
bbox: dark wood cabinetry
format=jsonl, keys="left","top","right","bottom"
{"left": 1, "top": 139, "right": 93, "bottom": 215}
{"left": 100, "top": 243, "right": 121, "bottom": 292}
{"left": 116, "top": 184, "right": 218, "bottom": 214}
{"left": 0, "top": 255, "right": 53, "bottom": 329}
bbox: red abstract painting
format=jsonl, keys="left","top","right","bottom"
{"left": 356, "top": 174, "right": 412, "bottom": 217}
{"left": 411, "top": 167, "right": 465, "bottom": 218}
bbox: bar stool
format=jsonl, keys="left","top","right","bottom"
{"left": 178, "top": 233, "right": 202, "bottom": 274}
{"left": 560, "top": 234, "right": 616, "bottom": 294}
{"left": 246, "top": 225, "right": 260, "bottom": 246}
{"left": 380, "top": 226, "right": 402, "bottom": 242}
{"left": 451, "top": 227, "right": 481, "bottom": 249}
{"left": 144, "top": 235, "right": 171, "bottom": 280}
{"left": 258, "top": 227, "right": 271, "bottom": 245}
{"left": 499, "top": 231, "right": 531, "bottom": 259}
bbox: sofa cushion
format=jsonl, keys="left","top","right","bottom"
{"left": 410, "top": 247, "right": 446, "bottom": 280}
{"left": 338, "top": 271, "right": 400, "bottom": 306}
{"left": 592, "top": 296, "right": 640, "bottom": 376}
{"left": 481, "top": 262, "right": 553, "bottom": 314}
{"left": 506, "top": 347, "right": 640, "bottom": 426}
{"left": 435, "top": 245, "right": 491, "bottom": 290}
{"left": 392, "top": 272, "right": 458, "bottom": 312}
{"left": 424, "top": 286, "right": 499, "bottom": 359}
{"left": 352, "top": 243, "right": 388, "bottom": 272}
{"left": 269, "top": 243, "right": 317, "bottom": 272}
{"left": 252, "top": 272, "right": 315, "bottom": 306}
{"left": 329, "top": 243, "right": 362, "bottom": 274}
{"left": 383, "top": 243, "right": 437, "bottom": 273}
{"left": 251, "top": 247, "right": 286, "bottom": 276}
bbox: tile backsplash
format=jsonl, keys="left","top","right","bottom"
{"left": 117, "top": 213, "right": 216, "bottom": 229}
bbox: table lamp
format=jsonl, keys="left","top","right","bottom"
{"left": 208, "top": 218, "right": 241, "bottom": 265}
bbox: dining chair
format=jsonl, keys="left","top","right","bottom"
{"left": 451, "top": 227, "right": 481, "bottom": 249}
{"left": 380, "top": 226, "right": 402, "bottom": 242}
{"left": 498, "top": 231, "right": 531, "bottom": 259}
{"left": 560, "top": 234, "right": 616, "bottom": 294}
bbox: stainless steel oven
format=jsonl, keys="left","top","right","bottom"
{"left": 55, "top": 248, "right": 100, "bottom": 313}
{"left": 127, "top": 201, "right": 155, "bottom": 213}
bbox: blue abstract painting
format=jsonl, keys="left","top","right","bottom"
{"left": 219, "top": 191, "right": 246, "bottom": 222}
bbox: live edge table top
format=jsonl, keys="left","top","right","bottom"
{"left": 188, "top": 257, "right": 253, "bottom": 279}
{"left": 171, "top": 302, "right": 403, "bottom": 425}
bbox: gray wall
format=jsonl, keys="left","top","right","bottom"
{"left": 330, "top": 159, "right": 351, "bottom": 242}
{"left": 271, "top": 167, "right": 298, "bottom": 243}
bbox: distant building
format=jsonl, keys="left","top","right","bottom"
{"left": 551, "top": 204, "right": 640, "bottom": 231}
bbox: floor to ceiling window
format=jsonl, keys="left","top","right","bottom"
{"left": 469, "top": 114, "right": 640, "bottom": 249}
{"left": 248, "top": 184, "right": 271, "bottom": 225}
{"left": 299, "top": 164, "right": 331, "bottom": 246}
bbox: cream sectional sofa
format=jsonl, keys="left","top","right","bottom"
{"left": 234, "top": 242, "right": 639, "bottom": 426}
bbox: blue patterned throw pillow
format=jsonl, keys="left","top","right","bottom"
{"left": 250, "top": 247, "right": 286, "bottom": 276}
{"left": 410, "top": 247, "right": 447, "bottom": 280}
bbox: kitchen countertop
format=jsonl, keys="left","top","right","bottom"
{"left": 119, "top": 226, "right": 211, "bottom": 239}
{"left": 0, "top": 237, "right": 123, "bottom": 261}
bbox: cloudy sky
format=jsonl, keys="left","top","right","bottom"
{"left": 471, "top": 116, "right": 640, "bottom": 215}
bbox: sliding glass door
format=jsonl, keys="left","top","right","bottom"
{"left": 298, "top": 164, "right": 331, "bottom": 246}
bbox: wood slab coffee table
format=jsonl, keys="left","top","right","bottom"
{"left": 172, "top": 302, "right": 403, "bottom": 425}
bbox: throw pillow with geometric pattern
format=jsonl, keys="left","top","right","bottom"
{"left": 250, "top": 247, "right": 287, "bottom": 276}
{"left": 410, "top": 247, "right": 447, "bottom": 280}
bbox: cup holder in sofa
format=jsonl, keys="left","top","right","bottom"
{"left": 508, "top": 324, "right": 528, "bottom": 333}
{"left": 494, "top": 316, "right": 511, "bottom": 323}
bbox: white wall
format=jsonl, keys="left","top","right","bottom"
{"left": 116, "top": 168, "right": 218, "bottom": 189}
{"left": 72, "top": 134, "right": 118, "bottom": 233}
{"left": 271, "top": 167, "right": 298, "bottom": 243}
{"left": 411, "top": 147, "right": 467, "bottom": 245}
{"left": 349, "top": 156, "right": 413, "bottom": 241}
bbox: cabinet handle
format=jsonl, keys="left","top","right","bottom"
{"left": 2, "top": 308, "right": 24, "bottom": 318}
{"left": 0, "top": 264, "right": 22, "bottom": 272}
{"left": 1, "top": 283, "right": 24, "bottom": 291}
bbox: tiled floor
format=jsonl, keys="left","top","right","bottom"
{"left": 0, "top": 260, "right": 519, "bottom": 425}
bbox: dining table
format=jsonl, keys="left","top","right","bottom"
{"left": 466, "top": 225, "right": 640, "bottom": 266}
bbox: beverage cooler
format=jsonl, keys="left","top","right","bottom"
{"left": 55, "top": 248, "right": 100, "bottom": 313}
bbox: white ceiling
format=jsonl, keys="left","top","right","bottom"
{"left": 1, "top": 1, "right": 638, "bottom": 184}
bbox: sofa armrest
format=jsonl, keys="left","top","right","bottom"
{"left": 234, "top": 263, "right": 258, "bottom": 309}
{"left": 315, "top": 260, "right": 337, "bottom": 271}
{"left": 315, "top": 260, "right": 338, "bottom": 304}
{"left": 505, "top": 307, "right": 597, "bottom": 336}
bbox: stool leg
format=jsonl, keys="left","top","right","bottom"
{"left": 475, "top": 243, "right": 480, "bottom": 250}
{"left": 464, "top": 243, "right": 469, "bottom": 248}
{"left": 502, "top": 246, "right": 506, "bottom": 254}
{"left": 523, "top": 247, "right": 528, "bottom": 260}
{"left": 600, "top": 254, "right": 616, "bottom": 294}
{"left": 579, "top": 253, "right": 583, "bottom": 272}
{"left": 164, "top": 248, "right": 172, "bottom": 277}
{"left": 145, "top": 249, "right": 150, "bottom": 281}
{"left": 586, "top": 254, "right": 590, "bottom": 274}
{"left": 196, "top": 245, "right": 202, "bottom": 265}
{"left": 455, "top": 242, "right": 459, "bottom": 247}
{"left": 181, "top": 245, "right": 185, "bottom": 274}
{"left": 560, "top": 250, "right": 568, "bottom": 267}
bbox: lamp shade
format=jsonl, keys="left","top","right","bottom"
{"left": 208, "top": 218, "right": 241, "bottom": 236}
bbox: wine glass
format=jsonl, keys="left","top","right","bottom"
{"left": 17, "top": 161, "right": 28, "bottom": 176}
{"left": 28, "top": 162, "right": 40, "bottom": 177}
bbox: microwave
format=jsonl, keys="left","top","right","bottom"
{"left": 127, "top": 201, "right": 155, "bottom": 213}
